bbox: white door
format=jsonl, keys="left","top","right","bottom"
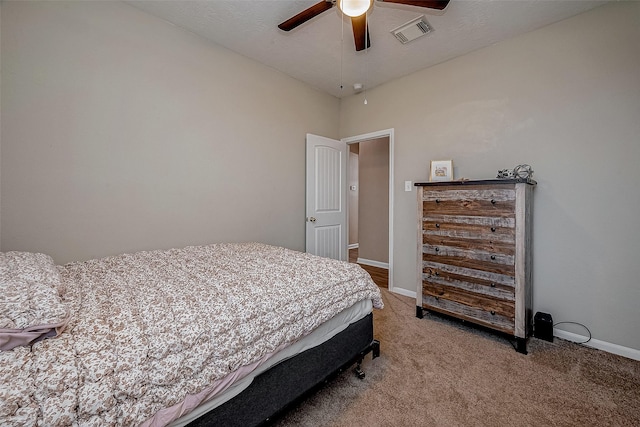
{"left": 306, "top": 134, "right": 347, "bottom": 261}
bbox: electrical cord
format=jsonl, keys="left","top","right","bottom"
{"left": 553, "top": 321, "right": 592, "bottom": 344}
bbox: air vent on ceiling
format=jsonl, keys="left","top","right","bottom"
{"left": 390, "top": 15, "right": 433, "bottom": 45}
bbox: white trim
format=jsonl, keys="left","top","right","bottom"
{"left": 343, "top": 128, "right": 395, "bottom": 292}
{"left": 348, "top": 243, "right": 359, "bottom": 250}
{"left": 553, "top": 329, "right": 640, "bottom": 361}
{"left": 392, "top": 287, "right": 416, "bottom": 299}
{"left": 356, "top": 258, "right": 389, "bottom": 269}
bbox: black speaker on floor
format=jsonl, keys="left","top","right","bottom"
{"left": 534, "top": 312, "right": 554, "bottom": 342}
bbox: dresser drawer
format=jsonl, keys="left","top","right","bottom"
{"left": 422, "top": 281, "right": 514, "bottom": 316}
{"left": 421, "top": 289, "right": 515, "bottom": 335}
{"left": 422, "top": 247, "right": 515, "bottom": 277}
{"left": 422, "top": 215, "right": 515, "bottom": 246}
{"left": 423, "top": 233, "right": 514, "bottom": 256}
{"left": 422, "top": 185, "right": 516, "bottom": 217}
{"left": 422, "top": 264, "right": 515, "bottom": 301}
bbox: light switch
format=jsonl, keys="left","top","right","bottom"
{"left": 404, "top": 181, "right": 412, "bottom": 192}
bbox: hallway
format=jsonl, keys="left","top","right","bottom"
{"left": 349, "top": 248, "right": 388, "bottom": 288}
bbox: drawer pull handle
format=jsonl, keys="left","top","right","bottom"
{"left": 435, "top": 272, "right": 439, "bottom": 276}
{"left": 491, "top": 199, "right": 496, "bottom": 205}
{"left": 490, "top": 255, "right": 496, "bottom": 260}
{"left": 491, "top": 227, "right": 496, "bottom": 232}
{"left": 435, "top": 247, "right": 439, "bottom": 252}
{"left": 435, "top": 223, "right": 440, "bottom": 228}
{"left": 490, "top": 310, "right": 496, "bottom": 315}
{"left": 490, "top": 283, "right": 496, "bottom": 288}
{"left": 435, "top": 199, "right": 440, "bottom": 203}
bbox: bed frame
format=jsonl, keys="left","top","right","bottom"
{"left": 186, "top": 313, "right": 380, "bottom": 427}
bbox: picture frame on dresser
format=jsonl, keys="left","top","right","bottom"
{"left": 429, "top": 160, "right": 453, "bottom": 182}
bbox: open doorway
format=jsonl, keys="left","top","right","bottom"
{"left": 343, "top": 129, "right": 394, "bottom": 291}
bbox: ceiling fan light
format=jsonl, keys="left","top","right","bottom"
{"left": 339, "top": 0, "right": 372, "bottom": 18}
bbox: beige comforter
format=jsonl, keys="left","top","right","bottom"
{"left": 0, "top": 243, "right": 383, "bottom": 426}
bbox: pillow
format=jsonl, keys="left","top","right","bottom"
{"left": 0, "top": 252, "right": 70, "bottom": 351}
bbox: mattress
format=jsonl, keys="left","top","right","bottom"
{"left": 0, "top": 243, "right": 383, "bottom": 427}
{"left": 168, "top": 298, "right": 373, "bottom": 427}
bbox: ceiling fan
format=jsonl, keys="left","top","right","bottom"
{"left": 278, "top": 0, "right": 450, "bottom": 51}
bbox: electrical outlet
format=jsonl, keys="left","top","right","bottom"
{"left": 404, "top": 181, "right": 412, "bottom": 192}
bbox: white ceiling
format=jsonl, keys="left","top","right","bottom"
{"left": 127, "top": 0, "right": 610, "bottom": 98}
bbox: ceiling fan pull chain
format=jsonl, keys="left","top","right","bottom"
{"left": 340, "top": 7, "right": 344, "bottom": 91}
{"left": 364, "top": 12, "right": 369, "bottom": 105}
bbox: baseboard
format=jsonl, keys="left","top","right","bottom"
{"left": 553, "top": 329, "right": 640, "bottom": 361}
{"left": 390, "top": 287, "right": 416, "bottom": 299}
{"left": 348, "top": 243, "right": 359, "bottom": 250}
{"left": 356, "top": 258, "right": 389, "bottom": 269}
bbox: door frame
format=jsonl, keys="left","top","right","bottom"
{"left": 342, "top": 128, "right": 395, "bottom": 292}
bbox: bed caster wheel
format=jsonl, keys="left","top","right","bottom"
{"left": 354, "top": 364, "right": 366, "bottom": 379}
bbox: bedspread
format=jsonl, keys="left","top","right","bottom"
{"left": 0, "top": 243, "right": 383, "bottom": 426}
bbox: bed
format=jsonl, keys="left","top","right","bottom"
{"left": 0, "top": 242, "right": 383, "bottom": 426}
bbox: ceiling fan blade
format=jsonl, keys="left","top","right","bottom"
{"left": 278, "top": 1, "right": 334, "bottom": 31}
{"left": 351, "top": 15, "right": 371, "bottom": 52}
{"left": 377, "top": 0, "right": 450, "bottom": 10}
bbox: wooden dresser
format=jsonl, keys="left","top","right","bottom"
{"left": 415, "top": 179, "right": 535, "bottom": 353}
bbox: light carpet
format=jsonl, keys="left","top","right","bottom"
{"left": 274, "top": 288, "right": 640, "bottom": 426}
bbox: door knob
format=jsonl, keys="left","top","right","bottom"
{"left": 308, "top": 217, "right": 317, "bottom": 223}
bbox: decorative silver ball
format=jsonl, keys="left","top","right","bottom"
{"left": 513, "top": 164, "right": 533, "bottom": 180}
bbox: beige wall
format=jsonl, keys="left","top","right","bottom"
{"left": 1, "top": 1, "right": 338, "bottom": 263}
{"left": 358, "top": 137, "right": 389, "bottom": 264}
{"left": 340, "top": 2, "right": 640, "bottom": 351}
